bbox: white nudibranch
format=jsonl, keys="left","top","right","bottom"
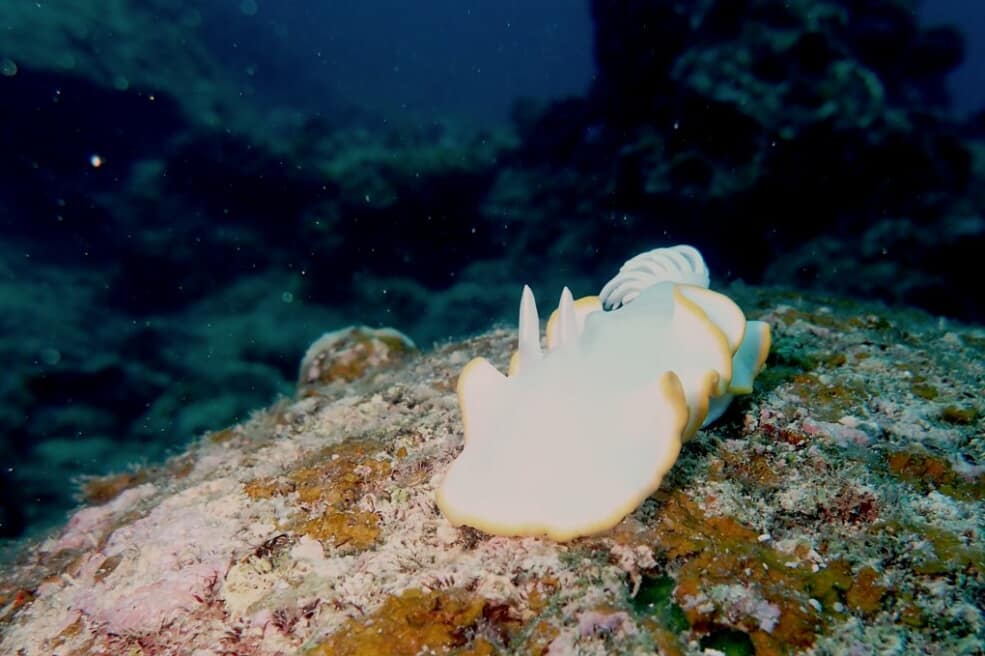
{"left": 436, "top": 245, "right": 771, "bottom": 541}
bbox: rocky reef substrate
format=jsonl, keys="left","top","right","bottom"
{"left": 1, "top": 289, "right": 981, "bottom": 655}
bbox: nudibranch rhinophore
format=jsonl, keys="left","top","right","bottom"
{"left": 436, "top": 245, "right": 771, "bottom": 541}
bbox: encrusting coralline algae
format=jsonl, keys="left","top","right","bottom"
{"left": 0, "top": 287, "right": 982, "bottom": 655}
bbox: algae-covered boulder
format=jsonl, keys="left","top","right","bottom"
{"left": 1, "top": 293, "right": 982, "bottom": 655}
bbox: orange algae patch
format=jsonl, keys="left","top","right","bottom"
{"left": 290, "top": 440, "right": 392, "bottom": 508}
{"left": 713, "top": 450, "right": 781, "bottom": 489}
{"left": 844, "top": 567, "right": 885, "bottom": 616}
{"left": 243, "top": 478, "right": 294, "bottom": 500}
{"left": 306, "top": 589, "right": 489, "bottom": 656}
{"left": 80, "top": 470, "right": 150, "bottom": 505}
{"left": 887, "top": 451, "right": 985, "bottom": 501}
{"left": 243, "top": 439, "right": 391, "bottom": 551}
{"left": 887, "top": 451, "right": 952, "bottom": 487}
{"left": 609, "top": 492, "right": 856, "bottom": 655}
{"left": 45, "top": 616, "right": 95, "bottom": 655}
{"left": 520, "top": 621, "right": 560, "bottom": 656}
{"left": 299, "top": 511, "right": 380, "bottom": 551}
{"left": 81, "top": 451, "right": 199, "bottom": 506}
{"left": 290, "top": 441, "right": 390, "bottom": 551}
{"left": 207, "top": 426, "right": 238, "bottom": 444}
{"left": 56, "top": 616, "right": 85, "bottom": 639}
{"left": 522, "top": 575, "right": 560, "bottom": 615}
{"left": 92, "top": 553, "right": 124, "bottom": 584}
{"left": 309, "top": 578, "right": 563, "bottom": 656}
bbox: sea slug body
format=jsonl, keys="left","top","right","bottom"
{"left": 437, "top": 245, "right": 771, "bottom": 541}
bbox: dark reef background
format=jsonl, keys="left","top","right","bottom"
{"left": 1, "top": 0, "right": 983, "bottom": 542}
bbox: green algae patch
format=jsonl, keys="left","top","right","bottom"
{"left": 875, "top": 521, "right": 984, "bottom": 577}
{"left": 788, "top": 373, "right": 870, "bottom": 422}
{"left": 632, "top": 575, "right": 689, "bottom": 633}
{"left": 940, "top": 405, "right": 979, "bottom": 425}
{"left": 910, "top": 382, "right": 939, "bottom": 400}
{"left": 751, "top": 362, "right": 801, "bottom": 395}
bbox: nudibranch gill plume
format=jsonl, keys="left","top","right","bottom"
{"left": 436, "top": 245, "right": 771, "bottom": 541}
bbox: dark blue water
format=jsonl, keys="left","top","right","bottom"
{"left": 199, "top": 0, "right": 594, "bottom": 126}
{"left": 1, "top": 0, "right": 982, "bottom": 543}
{"left": 920, "top": 0, "right": 985, "bottom": 116}
{"left": 195, "top": 1, "right": 985, "bottom": 123}
{"left": 198, "top": 1, "right": 984, "bottom": 124}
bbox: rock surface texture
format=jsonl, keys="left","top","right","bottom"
{"left": 1, "top": 291, "right": 982, "bottom": 655}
